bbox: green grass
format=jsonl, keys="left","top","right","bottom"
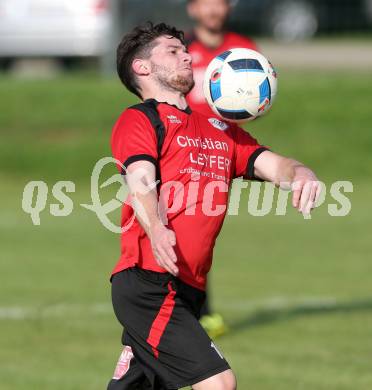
{"left": 0, "top": 70, "right": 372, "bottom": 389}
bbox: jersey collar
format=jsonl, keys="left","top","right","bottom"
{"left": 144, "top": 99, "right": 192, "bottom": 115}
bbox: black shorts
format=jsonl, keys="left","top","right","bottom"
{"left": 107, "top": 267, "right": 230, "bottom": 390}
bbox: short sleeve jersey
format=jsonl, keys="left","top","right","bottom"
{"left": 111, "top": 101, "right": 267, "bottom": 290}
{"left": 186, "top": 32, "right": 258, "bottom": 116}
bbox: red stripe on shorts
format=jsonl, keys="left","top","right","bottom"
{"left": 147, "top": 281, "right": 176, "bottom": 358}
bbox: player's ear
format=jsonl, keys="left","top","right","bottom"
{"left": 132, "top": 59, "right": 150, "bottom": 76}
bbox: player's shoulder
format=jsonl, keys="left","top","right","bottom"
{"left": 122, "top": 99, "right": 164, "bottom": 119}
{"left": 184, "top": 31, "right": 213, "bottom": 55}
{"left": 113, "top": 103, "right": 154, "bottom": 130}
{"left": 225, "top": 32, "right": 258, "bottom": 50}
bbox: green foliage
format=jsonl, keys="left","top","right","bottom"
{"left": 0, "top": 70, "right": 371, "bottom": 389}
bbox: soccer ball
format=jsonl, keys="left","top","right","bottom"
{"left": 203, "top": 48, "right": 278, "bottom": 123}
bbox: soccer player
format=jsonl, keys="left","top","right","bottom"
{"left": 108, "top": 22, "right": 320, "bottom": 390}
{"left": 185, "top": 0, "right": 259, "bottom": 337}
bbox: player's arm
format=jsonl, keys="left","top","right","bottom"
{"left": 253, "top": 150, "right": 321, "bottom": 215}
{"left": 125, "top": 160, "right": 178, "bottom": 276}
{"left": 125, "top": 160, "right": 179, "bottom": 276}
{"left": 112, "top": 109, "right": 178, "bottom": 275}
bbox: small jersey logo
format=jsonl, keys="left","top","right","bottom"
{"left": 167, "top": 115, "right": 182, "bottom": 124}
{"left": 211, "top": 341, "right": 224, "bottom": 359}
{"left": 208, "top": 118, "right": 229, "bottom": 131}
{"left": 112, "top": 346, "right": 134, "bottom": 380}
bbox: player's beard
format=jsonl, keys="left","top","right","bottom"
{"left": 151, "top": 62, "right": 194, "bottom": 95}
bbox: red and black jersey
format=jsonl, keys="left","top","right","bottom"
{"left": 186, "top": 31, "right": 259, "bottom": 116}
{"left": 111, "top": 101, "right": 267, "bottom": 290}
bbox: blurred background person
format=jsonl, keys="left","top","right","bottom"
{"left": 186, "top": 0, "right": 258, "bottom": 117}
{"left": 185, "top": 0, "right": 259, "bottom": 339}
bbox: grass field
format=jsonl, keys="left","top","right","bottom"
{"left": 1, "top": 69, "right": 372, "bottom": 389}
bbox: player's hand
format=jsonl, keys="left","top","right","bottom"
{"left": 149, "top": 222, "right": 179, "bottom": 276}
{"left": 291, "top": 166, "right": 322, "bottom": 216}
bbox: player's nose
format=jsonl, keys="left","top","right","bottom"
{"left": 183, "top": 52, "right": 192, "bottom": 65}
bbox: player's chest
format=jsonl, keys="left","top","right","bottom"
{"left": 160, "top": 114, "right": 235, "bottom": 176}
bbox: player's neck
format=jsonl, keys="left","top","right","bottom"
{"left": 194, "top": 26, "right": 225, "bottom": 49}
{"left": 142, "top": 90, "right": 188, "bottom": 111}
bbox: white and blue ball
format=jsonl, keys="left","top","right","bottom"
{"left": 203, "top": 48, "right": 278, "bottom": 123}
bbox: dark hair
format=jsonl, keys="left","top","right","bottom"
{"left": 117, "top": 22, "right": 186, "bottom": 98}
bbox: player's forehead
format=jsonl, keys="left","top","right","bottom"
{"left": 152, "top": 35, "right": 186, "bottom": 52}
